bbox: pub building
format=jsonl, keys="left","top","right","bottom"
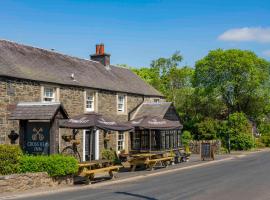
{"left": 0, "top": 39, "right": 183, "bottom": 160}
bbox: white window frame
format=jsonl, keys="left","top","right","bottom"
{"left": 42, "top": 86, "right": 56, "bottom": 102}
{"left": 85, "top": 91, "right": 95, "bottom": 112}
{"left": 154, "top": 98, "right": 160, "bottom": 103}
{"left": 117, "top": 132, "right": 125, "bottom": 153}
{"left": 117, "top": 94, "right": 126, "bottom": 114}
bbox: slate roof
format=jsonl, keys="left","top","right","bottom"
{"left": 9, "top": 102, "right": 68, "bottom": 120}
{"left": 127, "top": 115, "right": 182, "bottom": 130}
{"left": 0, "top": 40, "right": 163, "bottom": 97}
{"left": 132, "top": 102, "right": 172, "bottom": 119}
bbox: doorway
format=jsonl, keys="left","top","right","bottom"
{"left": 83, "top": 130, "right": 99, "bottom": 161}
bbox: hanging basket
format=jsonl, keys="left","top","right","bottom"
{"left": 62, "top": 135, "right": 73, "bottom": 142}
{"left": 72, "top": 140, "right": 81, "bottom": 145}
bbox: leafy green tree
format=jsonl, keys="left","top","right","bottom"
{"left": 131, "top": 67, "right": 160, "bottom": 89}
{"left": 194, "top": 49, "right": 270, "bottom": 118}
{"left": 194, "top": 118, "right": 220, "bottom": 140}
{"left": 149, "top": 51, "right": 183, "bottom": 96}
{"left": 121, "top": 49, "right": 270, "bottom": 151}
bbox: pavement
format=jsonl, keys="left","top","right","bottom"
{"left": 1, "top": 149, "right": 269, "bottom": 200}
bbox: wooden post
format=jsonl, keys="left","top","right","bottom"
{"left": 89, "top": 128, "right": 93, "bottom": 161}
{"left": 149, "top": 129, "right": 151, "bottom": 154}
{"left": 19, "top": 120, "right": 27, "bottom": 150}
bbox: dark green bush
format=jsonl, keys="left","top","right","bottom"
{"left": 260, "top": 134, "right": 270, "bottom": 147}
{"left": 181, "top": 130, "right": 192, "bottom": 148}
{"left": 101, "top": 149, "right": 116, "bottom": 161}
{"left": 228, "top": 112, "right": 255, "bottom": 150}
{"left": 231, "top": 133, "right": 255, "bottom": 150}
{"left": 0, "top": 144, "right": 22, "bottom": 175}
{"left": 101, "top": 149, "right": 121, "bottom": 164}
{"left": 19, "top": 155, "right": 78, "bottom": 177}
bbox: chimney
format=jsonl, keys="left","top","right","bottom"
{"left": 90, "top": 43, "right": 110, "bottom": 66}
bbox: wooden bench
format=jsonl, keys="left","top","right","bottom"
{"left": 82, "top": 165, "right": 122, "bottom": 184}
{"left": 129, "top": 156, "right": 174, "bottom": 171}
{"left": 146, "top": 157, "right": 174, "bottom": 170}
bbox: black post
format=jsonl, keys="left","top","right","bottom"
{"left": 227, "top": 108, "right": 231, "bottom": 154}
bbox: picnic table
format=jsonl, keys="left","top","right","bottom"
{"left": 129, "top": 152, "right": 173, "bottom": 171}
{"left": 78, "top": 159, "right": 121, "bottom": 184}
{"left": 78, "top": 159, "right": 112, "bottom": 170}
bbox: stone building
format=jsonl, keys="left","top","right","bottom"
{"left": 0, "top": 40, "right": 180, "bottom": 161}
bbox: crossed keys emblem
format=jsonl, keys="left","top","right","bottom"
{"left": 32, "top": 128, "right": 45, "bottom": 141}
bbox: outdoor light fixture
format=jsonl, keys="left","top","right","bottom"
{"left": 8, "top": 130, "right": 19, "bottom": 144}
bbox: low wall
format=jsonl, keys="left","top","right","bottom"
{"left": 189, "top": 140, "right": 222, "bottom": 154}
{"left": 0, "top": 172, "right": 73, "bottom": 193}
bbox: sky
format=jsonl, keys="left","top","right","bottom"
{"left": 0, "top": 0, "right": 270, "bottom": 68}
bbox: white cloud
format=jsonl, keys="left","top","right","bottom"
{"left": 218, "top": 27, "right": 270, "bottom": 43}
{"left": 263, "top": 50, "right": 270, "bottom": 57}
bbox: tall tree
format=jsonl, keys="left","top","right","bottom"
{"left": 194, "top": 49, "right": 270, "bottom": 118}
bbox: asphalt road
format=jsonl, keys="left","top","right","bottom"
{"left": 20, "top": 151, "right": 270, "bottom": 200}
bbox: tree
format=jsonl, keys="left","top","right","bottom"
{"left": 149, "top": 51, "right": 183, "bottom": 96}
{"left": 121, "top": 49, "right": 270, "bottom": 150}
{"left": 194, "top": 118, "right": 220, "bottom": 140}
{"left": 194, "top": 49, "right": 270, "bottom": 118}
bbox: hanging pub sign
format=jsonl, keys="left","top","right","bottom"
{"left": 25, "top": 122, "right": 50, "bottom": 155}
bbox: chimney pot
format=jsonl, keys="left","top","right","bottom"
{"left": 96, "top": 44, "right": 100, "bottom": 54}
{"left": 90, "top": 44, "right": 110, "bottom": 66}
{"left": 99, "top": 44, "right": 104, "bottom": 55}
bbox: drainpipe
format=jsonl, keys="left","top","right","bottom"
{"left": 128, "top": 96, "right": 144, "bottom": 121}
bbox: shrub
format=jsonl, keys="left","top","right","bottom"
{"left": 260, "top": 134, "right": 270, "bottom": 147}
{"left": 0, "top": 144, "right": 22, "bottom": 175}
{"left": 101, "top": 149, "right": 117, "bottom": 162}
{"left": 227, "top": 112, "right": 254, "bottom": 150}
{"left": 231, "top": 133, "right": 255, "bottom": 150}
{"left": 255, "top": 138, "right": 265, "bottom": 148}
{"left": 181, "top": 130, "right": 192, "bottom": 149}
{"left": 228, "top": 112, "right": 252, "bottom": 136}
{"left": 19, "top": 155, "right": 78, "bottom": 177}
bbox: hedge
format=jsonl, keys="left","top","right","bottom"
{"left": 19, "top": 155, "right": 78, "bottom": 177}
{"left": 0, "top": 144, "right": 23, "bottom": 175}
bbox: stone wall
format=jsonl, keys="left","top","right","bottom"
{"left": 0, "top": 77, "right": 41, "bottom": 144}
{"left": 189, "top": 140, "right": 222, "bottom": 154}
{"left": 0, "top": 172, "right": 73, "bottom": 194}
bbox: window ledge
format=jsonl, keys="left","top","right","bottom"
{"left": 117, "top": 111, "right": 127, "bottom": 115}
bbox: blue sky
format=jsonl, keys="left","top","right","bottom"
{"left": 0, "top": 0, "right": 269, "bottom": 67}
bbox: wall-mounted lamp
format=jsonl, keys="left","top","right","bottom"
{"left": 8, "top": 130, "right": 19, "bottom": 144}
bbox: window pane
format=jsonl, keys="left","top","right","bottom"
{"left": 86, "top": 92, "right": 95, "bottom": 111}
{"left": 117, "top": 132, "right": 125, "bottom": 151}
{"left": 44, "top": 88, "right": 53, "bottom": 97}
{"left": 43, "top": 87, "right": 55, "bottom": 102}
{"left": 118, "top": 95, "right": 125, "bottom": 112}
